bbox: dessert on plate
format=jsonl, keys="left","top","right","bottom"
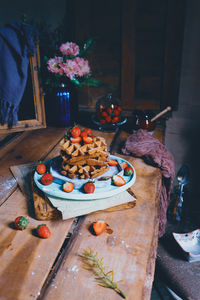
{"left": 59, "top": 127, "right": 110, "bottom": 179}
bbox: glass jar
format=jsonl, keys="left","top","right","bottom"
{"left": 132, "top": 110, "right": 156, "bottom": 132}
{"left": 95, "top": 93, "right": 122, "bottom": 126}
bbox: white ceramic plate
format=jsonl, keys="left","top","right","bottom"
{"left": 33, "top": 154, "right": 136, "bottom": 201}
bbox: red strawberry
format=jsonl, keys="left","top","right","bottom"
{"left": 98, "top": 105, "right": 105, "bottom": 112}
{"left": 84, "top": 182, "right": 95, "bottom": 193}
{"left": 121, "top": 162, "right": 128, "bottom": 170}
{"left": 108, "top": 159, "right": 118, "bottom": 166}
{"left": 41, "top": 173, "right": 53, "bottom": 185}
{"left": 36, "top": 163, "right": 46, "bottom": 175}
{"left": 36, "top": 224, "right": 51, "bottom": 239}
{"left": 63, "top": 181, "right": 74, "bottom": 193}
{"left": 112, "top": 116, "right": 119, "bottom": 123}
{"left": 124, "top": 166, "right": 134, "bottom": 176}
{"left": 84, "top": 128, "right": 92, "bottom": 135}
{"left": 117, "top": 106, "right": 122, "bottom": 112}
{"left": 14, "top": 216, "right": 29, "bottom": 230}
{"left": 100, "top": 118, "right": 106, "bottom": 124}
{"left": 105, "top": 115, "right": 112, "bottom": 123}
{"left": 70, "top": 126, "right": 81, "bottom": 138}
{"left": 80, "top": 130, "right": 88, "bottom": 138}
{"left": 106, "top": 107, "right": 113, "bottom": 114}
{"left": 112, "top": 174, "right": 126, "bottom": 186}
{"left": 70, "top": 136, "right": 82, "bottom": 143}
{"left": 83, "top": 136, "right": 93, "bottom": 144}
{"left": 101, "top": 111, "right": 108, "bottom": 118}
{"left": 93, "top": 220, "right": 107, "bottom": 236}
{"left": 113, "top": 109, "right": 120, "bottom": 116}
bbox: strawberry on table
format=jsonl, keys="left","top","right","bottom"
{"left": 108, "top": 159, "right": 118, "bottom": 166}
{"left": 93, "top": 220, "right": 107, "bottom": 236}
{"left": 36, "top": 224, "right": 51, "bottom": 239}
{"left": 124, "top": 166, "right": 134, "bottom": 176}
{"left": 112, "top": 174, "right": 126, "bottom": 186}
{"left": 14, "top": 216, "right": 29, "bottom": 230}
{"left": 36, "top": 163, "right": 46, "bottom": 175}
{"left": 70, "top": 126, "right": 81, "bottom": 138}
{"left": 63, "top": 181, "right": 74, "bottom": 193}
{"left": 41, "top": 173, "right": 53, "bottom": 185}
{"left": 83, "top": 182, "right": 95, "bottom": 193}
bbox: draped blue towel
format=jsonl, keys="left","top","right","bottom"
{"left": 0, "top": 22, "right": 38, "bottom": 126}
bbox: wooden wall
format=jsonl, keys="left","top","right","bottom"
{"left": 64, "top": 0, "right": 185, "bottom": 112}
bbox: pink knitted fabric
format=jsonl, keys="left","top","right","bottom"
{"left": 122, "top": 129, "right": 175, "bottom": 237}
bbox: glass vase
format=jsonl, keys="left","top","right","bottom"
{"left": 47, "top": 82, "right": 78, "bottom": 127}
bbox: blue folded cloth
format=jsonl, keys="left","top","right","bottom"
{"left": 0, "top": 22, "right": 38, "bottom": 126}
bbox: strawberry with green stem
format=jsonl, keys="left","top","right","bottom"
{"left": 14, "top": 216, "right": 29, "bottom": 230}
{"left": 36, "top": 163, "right": 46, "bottom": 175}
{"left": 124, "top": 166, "right": 134, "bottom": 176}
{"left": 36, "top": 224, "right": 51, "bottom": 239}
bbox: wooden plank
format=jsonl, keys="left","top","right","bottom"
{"left": 121, "top": 0, "right": 136, "bottom": 109}
{"left": 41, "top": 156, "right": 161, "bottom": 300}
{"left": 0, "top": 188, "right": 75, "bottom": 300}
{"left": 0, "top": 128, "right": 66, "bottom": 204}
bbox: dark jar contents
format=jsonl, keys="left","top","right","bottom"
{"left": 95, "top": 93, "right": 122, "bottom": 125}
{"left": 132, "top": 110, "right": 156, "bottom": 132}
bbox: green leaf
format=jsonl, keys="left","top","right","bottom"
{"left": 79, "top": 37, "right": 95, "bottom": 57}
{"left": 81, "top": 77, "right": 102, "bottom": 87}
{"left": 82, "top": 77, "right": 115, "bottom": 89}
{"left": 44, "top": 56, "right": 49, "bottom": 63}
{"left": 71, "top": 78, "right": 82, "bottom": 87}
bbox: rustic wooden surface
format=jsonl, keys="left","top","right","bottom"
{"left": 0, "top": 126, "right": 162, "bottom": 300}
{"left": 10, "top": 156, "right": 136, "bottom": 221}
{"left": 41, "top": 157, "right": 161, "bottom": 300}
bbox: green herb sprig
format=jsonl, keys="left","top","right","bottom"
{"left": 81, "top": 248, "right": 126, "bottom": 299}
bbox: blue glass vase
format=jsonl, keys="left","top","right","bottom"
{"left": 55, "top": 82, "right": 78, "bottom": 127}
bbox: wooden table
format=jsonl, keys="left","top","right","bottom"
{"left": 0, "top": 124, "right": 163, "bottom": 300}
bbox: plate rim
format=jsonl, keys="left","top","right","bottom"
{"left": 34, "top": 154, "right": 136, "bottom": 201}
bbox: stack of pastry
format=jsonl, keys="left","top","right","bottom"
{"left": 59, "top": 135, "right": 110, "bottom": 179}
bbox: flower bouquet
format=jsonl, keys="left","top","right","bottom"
{"left": 45, "top": 38, "right": 110, "bottom": 90}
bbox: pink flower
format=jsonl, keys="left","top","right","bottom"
{"left": 47, "top": 57, "right": 63, "bottom": 74}
{"left": 60, "top": 58, "right": 90, "bottom": 80}
{"left": 59, "top": 42, "right": 79, "bottom": 57}
{"left": 74, "top": 57, "right": 90, "bottom": 77}
{"left": 60, "top": 60, "right": 78, "bottom": 80}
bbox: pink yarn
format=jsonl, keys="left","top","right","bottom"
{"left": 122, "top": 129, "right": 175, "bottom": 237}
